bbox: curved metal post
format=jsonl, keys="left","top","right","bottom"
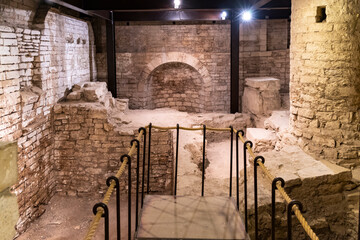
{"left": 131, "top": 139, "right": 140, "bottom": 231}
{"left": 121, "top": 154, "right": 132, "bottom": 240}
{"left": 271, "top": 177, "right": 285, "bottom": 240}
{"left": 243, "top": 140, "right": 253, "bottom": 232}
{"left": 106, "top": 176, "right": 120, "bottom": 240}
{"left": 93, "top": 203, "right": 109, "bottom": 240}
{"left": 175, "top": 124, "right": 180, "bottom": 196}
{"left": 235, "top": 130, "right": 244, "bottom": 210}
{"left": 229, "top": 126, "right": 233, "bottom": 197}
{"left": 138, "top": 127, "right": 146, "bottom": 208}
{"left": 202, "top": 125, "right": 206, "bottom": 197}
{"left": 147, "top": 123, "right": 152, "bottom": 193}
{"left": 287, "top": 200, "right": 304, "bottom": 240}
{"left": 254, "top": 155, "right": 265, "bottom": 240}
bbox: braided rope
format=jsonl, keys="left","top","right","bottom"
{"left": 83, "top": 130, "right": 144, "bottom": 240}
{"left": 83, "top": 125, "right": 319, "bottom": 240}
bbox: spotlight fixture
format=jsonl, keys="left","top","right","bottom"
{"left": 221, "top": 11, "right": 227, "bottom": 20}
{"left": 174, "top": 0, "right": 181, "bottom": 9}
{"left": 241, "top": 10, "right": 252, "bottom": 21}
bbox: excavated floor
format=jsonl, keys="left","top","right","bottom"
{"left": 16, "top": 108, "right": 355, "bottom": 240}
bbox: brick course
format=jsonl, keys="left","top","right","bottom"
{"left": 0, "top": 7, "right": 97, "bottom": 233}
{"left": 290, "top": 0, "right": 360, "bottom": 168}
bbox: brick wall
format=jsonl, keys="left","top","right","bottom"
{"left": 144, "top": 62, "right": 205, "bottom": 112}
{"left": 115, "top": 22, "right": 230, "bottom": 112}
{"left": 290, "top": 0, "right": 360, "bottom": 168}
{"left": 0, "top": 3, "right": 98, "bottom": 233}
{"left": 53, "top": 103, "right": 173, "bottom": 196}
{"left": 96, "top": 20, "right": 290, "bottom": 112}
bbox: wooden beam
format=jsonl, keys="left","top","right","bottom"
{"left": 114, "top": 10, "right": 227, "bottom": 21}
{"left": 83, "top": 0, "right": 252, "bottom": 10}
{"left": 114, "top": 9, "right": 291, "bottom": 21}
{"left": 44, "top": 0, "right": 111, "bottom": 20}
{"left": 230, "top": 10, "right": 240, "bottom": 113}
{"left": 253, "top": 0, "right": 273, "bottom": 9}
{"left": 106, "top": 11, "right": 117, "bottom": 97}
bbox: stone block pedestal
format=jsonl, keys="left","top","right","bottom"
{"left": 242, "top": 77, "right": 281, "bottom": 116}
{"left": 0, "top": 142, "right": 19, "bottom": 239}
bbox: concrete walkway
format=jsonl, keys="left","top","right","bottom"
{"left": 137, "top": 195, "right": 249, "bottom": 240}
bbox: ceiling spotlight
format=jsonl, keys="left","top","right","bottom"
{"left": 242, "top": 10, "right": 252, "bottom": 21}
{"left": 174, "top": 0, "right": 181, "bottom": 9}
{"left": 221, "top": 11, "right": 227, "bottom": 20}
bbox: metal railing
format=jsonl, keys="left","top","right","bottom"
{"left": 83, "top": 123, "right": 321, "bottom": 240}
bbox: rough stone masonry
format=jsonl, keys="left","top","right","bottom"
{"left": 290, "top": 0, "right": 360, "bottom": 168}
{"left": 0, "top": 3, "right": 97, "bottom": 233}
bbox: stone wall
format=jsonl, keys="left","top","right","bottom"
{"left": 0, "top": 3, "right": 98, "bottom": 233}
{"left": 0, "top": 0, "right": 40, "bottom": 28}
{"left": 53, "top": 103, "right": 173, "bottom": 196}
{"left": 95, "top": 19, "right": 290, "bottom": 112}
{"left": 115, "top": 22, "right": 230, "bottom": 113}
{"left": 290, "top": 0, "right": 360, "bottom": 168}
{"left": 240, "top": 19, "right": 290, "bottom": 95}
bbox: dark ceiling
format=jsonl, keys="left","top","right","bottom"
{"left": 45, "top": 0, "right": 291, "bottom": 21}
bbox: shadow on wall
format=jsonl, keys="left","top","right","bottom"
{"left": 129, "top": 52, "right": 216, "bottom": 112}
{"left": 142, "top": 62, "right": 206, "bottom": 113}
{"left": 31, "top": 10, "right": 97, "bottom": 105}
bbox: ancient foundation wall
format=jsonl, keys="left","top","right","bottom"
{"left": 246, "top": 168, "right": 355, "bottom": 239}
{"left": 290, "top": 0, "right": 360, "bottom": 168}
{"left": 95, "top": 20, "right": 290, "bottom": 112}
{"left": 53, "top": 103, "right": 174, "bottom": 196}
{"left": 0, "top": 3, "right": 97, "bottom": 233}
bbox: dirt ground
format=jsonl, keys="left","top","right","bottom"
{"left": 17, "top": 195, "right": 138, "bottom": 240}
{"left": 16, "top": 108, "right": 250, "bottom": 240}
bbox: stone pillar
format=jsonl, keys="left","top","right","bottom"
{"left": 290, "top": 0, "right": 360, "bottom": 167}
{"left": 0, "top": 142, "right": 19, "bottom": 239}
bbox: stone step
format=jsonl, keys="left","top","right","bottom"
{"left": 246, "top": 128, "right": 277, "bottom": 153}
{"left": 237, "top": 145, "right": 353, "bottom": 239}
{"left": 137, "top": 195, "right": 249, "bottom": 240}
{"left": 263, "top": 110, "right": 290, "bottom": 133}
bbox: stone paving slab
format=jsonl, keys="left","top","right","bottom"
{"left": 137, "top": 195, "right": 249, "bottom": 240}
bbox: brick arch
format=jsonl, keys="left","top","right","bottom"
{"left": 142, "top": 52, "right": 212, "bottom": 84}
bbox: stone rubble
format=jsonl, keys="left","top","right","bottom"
{"left": 246, "top": 128, "right": 277, "bottom": 153}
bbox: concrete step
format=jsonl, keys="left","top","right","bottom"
{"left": 136, "top": 195, "right": 249, "bottom": 240}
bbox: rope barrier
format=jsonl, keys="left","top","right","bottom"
{"left": 148, "top": 124, "right": 319, "bottom": 240}
{"left": 83, "top": 124, "right": 319, "bottom": 240}
{"left": 83, "top": 130, "right": 144, "bottom": 240}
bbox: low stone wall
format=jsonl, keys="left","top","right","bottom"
{"left": 239, "top": 147, "right": 357, "bottom": 239}
{"left": 53, "top": 103, "right": 174, "bottom": 197}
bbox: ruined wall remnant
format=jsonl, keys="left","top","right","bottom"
{"left": 290, "top": 0, "right": 360, "bottom": 168}
{"left": 0, "top": 2, "right": 98, "bottom": 233}
{"left": 53, "top": 101, "right": 174, "bottom": 196}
